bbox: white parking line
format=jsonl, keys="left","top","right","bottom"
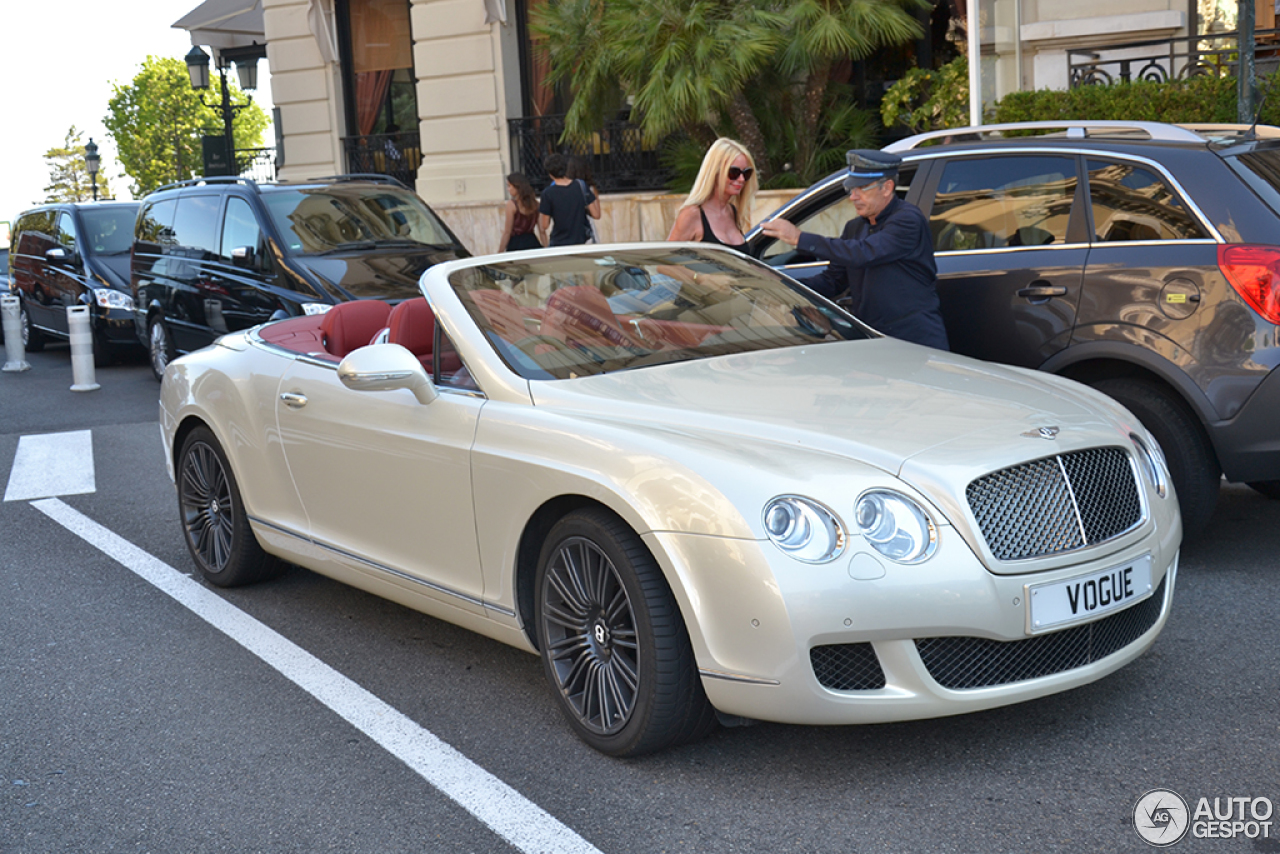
{"left": 4, "top": 430, "right": 96, "bottom": 501}
{"left": 30, "top": 497, "right": 603, "bottom": 854}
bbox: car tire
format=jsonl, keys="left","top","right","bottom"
{"left": 177, "top": 426, "right": 281, "bottom": 588}
{"left": 535, "top": 508, "right": 716, "bottom": 756}
{"left": 19, "top": 304, "right": 45, "bottom": 352}
{"left": 1246, "top": 481, "right": 1280, "bottom": 500}
{"left": 149, "top": 317, "right": 174, "bottom": 381}
{"left": 1093, "top": 377, "right": 1220, "bottom": 539}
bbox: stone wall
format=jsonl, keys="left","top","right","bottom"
{"left": 433, "top": 189, "right": 806, "bottom": 256}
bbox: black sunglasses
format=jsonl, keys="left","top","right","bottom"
{"left": 727, "top": 167, "right": 754, "bottom": 181}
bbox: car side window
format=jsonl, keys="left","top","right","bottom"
{"left": 930, "top": 156, "right": 1076, "bottom": 252}
{"left": 1086, "top": 159, "right": 1208, "bottom": 242}
{"left": 55, "top": 212, "right": 77, "bottom": 252}
{"left": 759, "top": 166, "right": 917, "bottom": 262}
{"left": 220, "top": 197, "right": 265, "bottom": 264}
{"left": 435, "top": 329, "right": 479, "bottom": 391}
{"left": 171, "top": 195, "right": 221, "bottom": 261}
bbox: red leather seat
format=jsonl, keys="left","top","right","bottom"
{"left": 387, "top": 297, "right": 435, "bottom": 369}
{"left": 320, "top": 300, "right": 391, "bottom": 359}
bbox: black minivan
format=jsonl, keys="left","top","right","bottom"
{"left": 131, "top": 175, "right": 470, "bottom": 379}
{"left": 9, "top": 201, "right": 142, "bottom": 364}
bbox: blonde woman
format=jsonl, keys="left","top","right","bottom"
{"left": 666, "top": 138, "right": 758, "bottom": 251}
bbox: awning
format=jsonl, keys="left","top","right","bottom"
{"left": 173, "top": 0, "right": 265, "bottom": 51}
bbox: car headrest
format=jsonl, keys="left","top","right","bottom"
{"left": 320, "top": 300, "right": 391, "bottom": 358}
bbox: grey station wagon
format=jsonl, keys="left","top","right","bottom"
{"left": 749, "top": 120, "right": 1280, "bottom": 538}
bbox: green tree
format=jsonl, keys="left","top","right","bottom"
{"left": 104, "top": 55, "right": 269, "bottom": 197}
{"left": 532, "top": 0, "right": 926, "bottom": 187}
{"left": 42, "top": 126, "right": 114, "bottom": 202}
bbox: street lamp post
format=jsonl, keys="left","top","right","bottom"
{"left": 184, "top": 44, "right": 261, "bottom": 178}
{"left": 84, "top": 138, "right": 100, "bottom": 201}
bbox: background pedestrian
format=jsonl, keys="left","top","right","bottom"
{"left": 499, "top": 172, "right": 545, "bottom": 252}
{"left": 538, "top": 153, "right": 596, "bottom": 247}
{"left": 566, "top": 156, "right": 603, "bottom": 242}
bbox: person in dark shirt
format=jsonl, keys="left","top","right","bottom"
{"left": 538, "top": 153, "right": 595, "bottom": 247}
{"left": 761, "top": 149, "right": 949, "bottom": 350}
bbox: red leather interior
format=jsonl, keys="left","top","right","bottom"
{"left": 320, "top": 300, "right": 391, "bottom": 358}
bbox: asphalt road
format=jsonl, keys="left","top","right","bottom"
{"left": 3, "top": 343, "right": 1279, "bottom": 854}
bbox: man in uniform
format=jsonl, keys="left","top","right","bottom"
{"left": 761, "top": 149, "right": 949, "bottom": 351}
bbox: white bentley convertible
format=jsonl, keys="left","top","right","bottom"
{"left": 159, "top": 243, "right": 1180, "bottom": 756}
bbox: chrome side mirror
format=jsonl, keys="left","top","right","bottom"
{"left": 337, "top": 343, "right": 437, "bottom": 404}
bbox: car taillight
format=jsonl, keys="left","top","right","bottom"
{"left": 1218, "top": 244, "right": 1280, "bottom": 324}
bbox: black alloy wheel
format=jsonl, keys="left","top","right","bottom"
{"left": 177, "top": 426, "right": 278, "bottom": 587}
{"left": 535, "top": 508, "right": 715, "bottom": 756}
{"left": 20, "top": 304, "right": 45, "bottom": 352}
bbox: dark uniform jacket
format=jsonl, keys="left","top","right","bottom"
{"left": 796, "top": 197, "right": 950, "bottom": 350}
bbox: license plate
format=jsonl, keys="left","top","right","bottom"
{"left": 1027, "top": 555, "right": 1153, "bottom": 634}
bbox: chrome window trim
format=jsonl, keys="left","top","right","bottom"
{"left": 248, "top": 515, "right": 514, "bottom": 616}
{"left": 902, "top": 147, "right": 1225, "bottom": 243}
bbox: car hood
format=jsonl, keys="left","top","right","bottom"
{"left": 91, "top": 252, "right": 132, "bottom": 292}
{"left": 294, "top": 245, "right": 468, "bottom": 302}
{"left": 526, "top": 338, "right": 1133, "bottom": 482}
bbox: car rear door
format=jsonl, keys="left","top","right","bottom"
{"left": 921, "top": 153, "right": 1089, "bottom": 368}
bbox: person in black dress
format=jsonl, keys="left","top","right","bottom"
{"left": 667, "top": 138, "right": 758, "bottom": 251}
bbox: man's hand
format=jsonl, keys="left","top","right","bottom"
{"left": 760, "top": 218, "right": 801, "bottom": 246}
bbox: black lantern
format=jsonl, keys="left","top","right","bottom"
{"left": 185, "top": 45, "right": 211, "bottom": 90}
{"left": 234, "top": 56, "right": 259, "bottom": 91}
{"left": 84, "top": 137, "right": 100, "bottom": 202}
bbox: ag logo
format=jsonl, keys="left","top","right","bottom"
{"left": 1135, "top": 789, "right": 1190, "bottom": 847}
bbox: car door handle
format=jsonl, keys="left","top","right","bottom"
{"left": 280, "top": 392, "right": 307, "bottom": 409}
{"left": 1017, "top": 285, "right": 1068, "bottom": 300}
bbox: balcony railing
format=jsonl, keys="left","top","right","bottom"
{"left": 508, "top": 114, "right": 672, "bottom": 193}
{"left": 235, "top": 147, "right": 277, "bottom": 183}
{"left": 342, "top": 131, "right": 422, "bottom": 187}
{"left": 1069, "top": 29, "right": 1280, "bottom": 88}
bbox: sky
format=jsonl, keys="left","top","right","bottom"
{"left": 0, "top": 0, "right": 274, "bottom": 245}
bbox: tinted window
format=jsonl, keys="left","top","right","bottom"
{"left": 17, "top": 211, "right": 56, "bottom": 242}
{"left": 930, "top": 156, "right": 1076, "bottom": 251}
{"left": 136, "top": 199, "right": 178, "bottom": 254}
{"left": 1087, "top": 159, "right": 1207, "bottom": 242}
{"left": 259, "top": 185, "right": 459, "bottom": 254}
{"left": 219, "top": 197, "right": 264, "bottom": 261}
{"left": 55, "top": 212, "right": 77, "bottom": 251}
{"left": 170, "top": 195, "right": 221, "bottom": 259}
{"left": 80, "top": 207, "right": 138, "bottom": 255}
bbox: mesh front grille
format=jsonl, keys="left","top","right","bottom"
{"left": 966, "top": 447, "right": 1143, "bottom": 561}
{"left": 810, "top": 643, "right": 886, "bottom": 691}
{"left": 915, "top": 576, "right": 1166, "bottom": 690}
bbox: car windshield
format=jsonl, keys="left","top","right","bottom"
{"left": 260, "top": 185, "right": 459, "bottom": 255}
{"left": 80, "top": 206, "right": 138, "bottom": 255}
{"left": 449, "top": 247, "right": 871, "bottom": 380}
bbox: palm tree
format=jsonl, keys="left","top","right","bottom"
{"left": 532, "top": 0, "right": 927, "bottom": 187}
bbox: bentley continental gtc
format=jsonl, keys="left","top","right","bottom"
{"left": 159, "top": 243, "right": 1180, "bottom": 756}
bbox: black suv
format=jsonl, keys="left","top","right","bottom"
{"left": 132, "top": 174, "right": 469, "bottom": 380}
{"left": 749, "top": 121, "right": 1280, "bottom": 537}
{"left": 9, "top": 201, "right": 142, "bottom": 364}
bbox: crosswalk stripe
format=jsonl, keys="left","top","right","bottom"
{"left": 3, "top": 429, "right": 96, "bottom": 502}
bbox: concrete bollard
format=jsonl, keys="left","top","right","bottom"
{"left": 2, "top": 295, "right": 31, "bottom": 372}
{"left": 67, "top": 304, "right": 100, "bottom": 392}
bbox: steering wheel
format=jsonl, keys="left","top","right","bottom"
{"left": 514, "top": 334, "right": 576, "bottom": 358}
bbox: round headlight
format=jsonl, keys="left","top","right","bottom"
{"left": 1130, "top": 432, "right": 1168, "bottom": 499}
{"left": 761, "top": 496, "right": 845, "bottom": 563}
{"left": 854, "top": 490, "right": 936, "bottom": 563}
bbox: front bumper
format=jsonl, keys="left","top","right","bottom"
{"left": 646, "top": 526, "right": 1177, "bottom": 726}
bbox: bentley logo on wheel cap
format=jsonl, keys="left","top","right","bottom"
{"left": 1022, "top": 426, "right": 1061, "bottom": 440}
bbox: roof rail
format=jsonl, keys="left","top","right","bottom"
{"left": 1177, "top": 123, "right": 1280, "bottom": 140}
{"left": 884, "top": 120, "right": 1208, "bottom": 152}
{"left": 295, "top": 173, "right": 410, "bottom": 190}
{"left": 149, "top": 175, "right": 259, "bottom": 196}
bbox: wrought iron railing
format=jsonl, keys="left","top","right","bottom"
{"left": 342, "top": 131, "right": 422, "bottom": 187}
{"left": 508, "top": 114, "right": 672, "bottom": 193}
{"left": 236, "top": 147, "right": 277, "bottom": 183}
{"left": 1069, "top": 29, "right": 1280, "bottom": 88}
